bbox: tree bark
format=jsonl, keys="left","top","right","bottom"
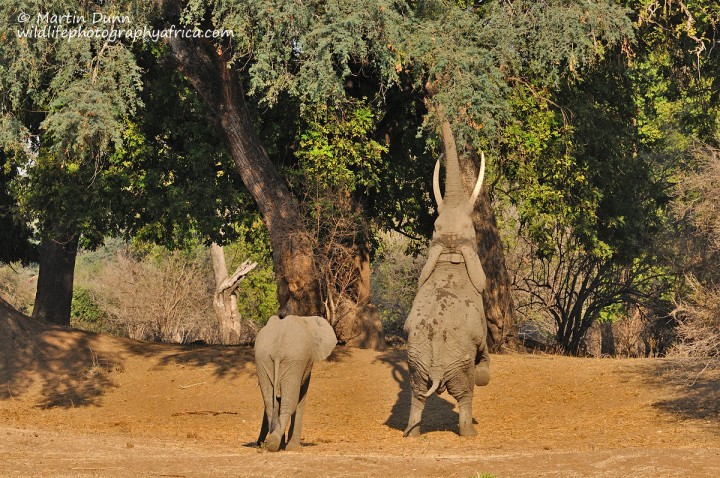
{"left": 329, "top": 235, "right": 386, "bottom": 350}
{"left": 209, "top": 243, "right": 257, "bottom": 344}
{"left": 32, "top": 232, "right": 79, "bottom": 326}
{"left": 168, "top": 35, "right": 386, "bottom": 348}
{"left": 459, "top": 153, "right": 519, "bottom": 352}
{"left": 168, "top": 36, "right": 322, "bottom": 318}
{"left": 600, "top": 321, "right": 616, "bottom": 357}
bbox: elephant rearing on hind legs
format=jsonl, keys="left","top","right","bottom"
{"left": 403, "top": 120, "right": 491, "bottom": 438}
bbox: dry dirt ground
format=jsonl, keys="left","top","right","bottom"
{"left": 1, "top": 302, "right": 719, "bottom": 477}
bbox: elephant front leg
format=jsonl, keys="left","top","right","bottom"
{"left": 474, "top": 342, "right": 491, "bottom": 386}
{"left": 403, "top": 393, "right": 427, "bottom": 437}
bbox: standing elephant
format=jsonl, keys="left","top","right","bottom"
{"left": 254, "top": 314, "right": 337, "bottom": 451}
{"left": 403, "top": 119, "right": 491, "bottom": 438}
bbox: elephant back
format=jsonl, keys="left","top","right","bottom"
{"left": 255, "top": 315, "right": 312, "bottom": 360}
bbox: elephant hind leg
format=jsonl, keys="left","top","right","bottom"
{"left": 265, "top": 432, "right": 282, "bottom": 452}
{"left": 447, "top": 366, "right": 478, "bottom": 437}
{"left": 267, "top": 370, "right": 303, "bottom": 451}
{"left": 286, "top": 375, "right": 310, "bottom": 451}
{"left": 403, "top": 393, "right": 427, "bottom": 438}
{"left": 457, "top": 396, "right": 478, "bottom": 437}
{"left": 265, "top": 396, "right": 284, "bottom": 452}
{"left": 256, "top": 410, "right": 269, "bottom": 446}
{"left": 257, "top": 368, "right": 277, "bottom": 447}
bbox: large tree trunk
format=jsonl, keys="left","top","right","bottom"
{"left": 460, "top": 154, "right": 519, "bottom": 352}
{"left": 169, "top": 36, "right": 385, "bottom": 348}
{"left": 209, "top": 243, "right": 257, "bottom": 344}
{"left": 600, "top": 321, "right": 616, "bottom": 357}
{"left": 327, "top": 231, "right": 386, "bottom": 350}
{"left": 168, "top": 36, "right": 321, "bottom": 318}
{"left": 32, "top": 232, "right": 79, "bottom": 326}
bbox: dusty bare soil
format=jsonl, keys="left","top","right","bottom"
{"left": 1, "top": 303, "right": 719, "bottom": 477}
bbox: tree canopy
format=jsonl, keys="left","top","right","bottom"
{"left": 0, "top": 0, "right": 717, "bottom": 354}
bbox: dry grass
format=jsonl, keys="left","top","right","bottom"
{"left": 670, "top": 277, "right": 720, "bottom": 358}
{"left": 0, "top": 264, "right": 37, "bottom": 315}
{"left": 91, "top": 248, "right": 220, "bottom": 344}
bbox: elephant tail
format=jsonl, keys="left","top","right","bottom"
{"left": 273, "top": 359, "right": 281, "bottom": 399}
{"left": 422, "top": 339, "right": 444, "bottom": 398}
{"left": 422, "top": 378, "right": 440, "bottom": 398}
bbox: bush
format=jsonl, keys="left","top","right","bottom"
{"left": 371, "top": 232, "right": 425, "bottom": 338}
{"left": 0, "top": 263, "right": 37, "bottom": 314}
{"left": 70, "top": 287, "right": 125, "bottom": 335}
{"left": 670, "top": 277, "right": 720, "bottom": 358}
{"left": 90, "top": 246, "right": 218, "bottom": 343}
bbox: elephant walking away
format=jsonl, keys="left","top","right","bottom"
{"left": 254, "top": 314, "right": 337, "bottom": 451}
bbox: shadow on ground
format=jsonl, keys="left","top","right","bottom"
{"left": 0, "top": 298, "right": 256, "bottom": 408}
{"left": 1, "top": 299, "right": 124, "bottom": 408}
{"left": 638, "top": 358, "right": 720, "bottom": 427}
{"left": 327, "top": 346, "right": 353, "bottom": 363}
{"left": 155, "top": 344, "right": 256, "bottom": 379}
{"left": 375, "top": 348, "right": 464, "bottom": 435}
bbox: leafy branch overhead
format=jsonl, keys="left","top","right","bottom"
{"left": 0, "top": 0, "right": 717, "bottom": 354}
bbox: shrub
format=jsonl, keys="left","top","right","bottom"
{"left": 0, "top": 263, "right": 37, "bottom": 314}
{"left": 371, "top": 232, "right": 425, "bottom": 338}
{"left": 70, "top": 287, "right": 126, "bottom": 335}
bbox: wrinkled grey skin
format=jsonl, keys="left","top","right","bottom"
{"left": 403, "top": 120, "right": 490, "bottom": 438}
{"left": 254, "top": 315, "right": 337, "bottom": 451}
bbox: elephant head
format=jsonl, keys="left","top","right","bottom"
{"left": 418, "top": 120, "right": 487, "bottom": 294}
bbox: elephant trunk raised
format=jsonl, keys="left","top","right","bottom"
{"left": 403, "top": 120, "right": 490, "bottom": 438}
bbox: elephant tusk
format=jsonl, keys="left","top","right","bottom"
{"left": 433, "top": 155, "right": 443, "bottom": 209}
{"left": 469, "top": 151, "right": 485, "bottom": 206}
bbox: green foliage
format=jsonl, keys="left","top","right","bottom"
{"left": 371, "top": 232, "right": 426, "bottom": 337}
{"left": 109, "top": 53, "right": 249, "bottom": 249}
{"left": 225, "top": 220, "right": 279, "bottom": 327}
{"left": 1, "top": 1, "right": 146, "bottom": 245}
{"left": 40, "top": 39, "right": 142, "bottom": 161}
{"left": 290, "top": 98, "right": 387, "bottom": 242}
{"left": 187, "top": 0, "right": 403, "bottom": 106}
{"left": 295, "top": 99, "right": 386, "bottom": 194}
{"left": 71, "top": 287, "right": 104, "bottom": 325}
{"left": 628, "top": 0, "right": 720, "bottom": 154}
{"left": 499, "top": 55, "right": 666, "bottom": 266}
{"left": 70, "top": 286, "right": 121, "bottom": 335}
{"left": 0, "top": 159, "right": 36, "bottom": 264}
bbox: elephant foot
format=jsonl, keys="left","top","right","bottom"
{"left": 403, "top": 424, "right": 421, "bottom": 438}
{"left": 284, "top": 439, "right": 302, "bottom": 451}
{"left": 475, "top": 364, "right": 490, "bottom": 386}
{"left": 265, "top": 433, "right": 282, "bottom": 452}
{"left": 459, "top": 424, "right": 478, "bottom": 437}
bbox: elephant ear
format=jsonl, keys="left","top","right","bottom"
{"left": 303, "top": 316, "right": 337, "bottom": 361}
